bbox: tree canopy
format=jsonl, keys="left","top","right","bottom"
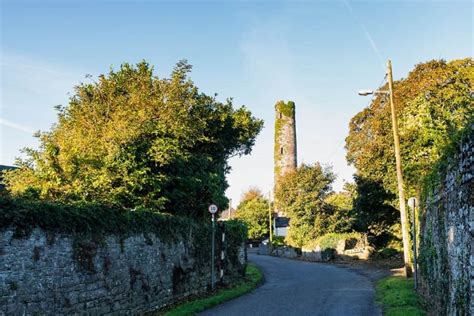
{"left": 275, "top": 163, "right": 338, "bottom": 247}
{"left": 235, "top": 187, "right": 270, "bottom": 240}
{"left": 346, "top": 58, "right": 473, "bottom": 199}
{"left": 4, "top": 60, "right": 263, "bottom": 218}
{"left": 344, "top": 58, "right": 473, "bottom": 247}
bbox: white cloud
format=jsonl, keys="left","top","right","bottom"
{"left": 342, "top": 0, "right": 385, "bottom": 70}
{"left": 0, "top": 117, "right": 34, "bottom": 134}
{"left": 0, "top": 53, "right": 87, "bottom": 165}
{"left": 0, "top": 54, "right": 84, "bottom": 103}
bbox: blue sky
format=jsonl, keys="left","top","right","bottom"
{"left": 1, "top": 0, "right": 472, "bottom": 206}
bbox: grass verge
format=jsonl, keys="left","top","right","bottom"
{"left": 376, "top": 276, "right": 426, "bottom": 316}
{"left": 161, "top": 263, "right": 263, "bottom": 316}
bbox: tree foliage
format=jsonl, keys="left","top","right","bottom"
{"left": 4, "top": 60, "right": 263, "bottom": 218}
{"left": 345, "top": 58, "right": 473, "bottom": 246}
{"left": 324, "top": 183, "right": 356, "bottom": 234}
{"left": 235, "top": 187, "right": 269, "bottom": 240}
{"left": 275, "top": 163, "right": 338, "bottom": 247}
{"left": 346, "top": 58, "right": 473, "bottom": 198}
{"left": 350, "top": 176, "right": 400, "bottom": 247}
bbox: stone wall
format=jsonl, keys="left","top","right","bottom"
{"left": 0, "top": 227, "right": 246, "bottom": 314}
{"left": 419, "top": 127, "right": 473, "bottom": 315}
{"left": 302, "top": 235, "right": 372, "bottom": 262}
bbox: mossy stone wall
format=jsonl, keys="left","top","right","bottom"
{"left": 0, "top": 200, "right": 247, "bottom": 314}
{"left": 418, "top": 127, "right": 473, "bottom": 315}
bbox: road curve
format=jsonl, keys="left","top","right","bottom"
{"left": 200, "top": 253, "right": 381, "bottom": 316}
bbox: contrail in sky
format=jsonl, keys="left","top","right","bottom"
{"left": 0, "top": 117, "right": 34, "bottom": 134}
{"left": 342, "top": 0, "right": 385, "bottom": 70}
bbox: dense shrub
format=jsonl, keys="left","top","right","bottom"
{"left": 3, "top": 61, "right": 263, "bottom": 219}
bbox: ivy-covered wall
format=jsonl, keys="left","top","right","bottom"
{"left": 418, "top": 127, "right": 473, "bottom": 316}
{"left": 0, "top": 199, "right": 247, "bottom": 314}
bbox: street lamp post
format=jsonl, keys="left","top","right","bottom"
{"left": 208, "top": 204, "right": 218, "bottom": 290}
{"left": 358, "top": 60, "right": 412, "bottom": 278}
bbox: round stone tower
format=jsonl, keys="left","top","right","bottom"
{"left": 274, "top": 100, "right": 297, "bottom": 192}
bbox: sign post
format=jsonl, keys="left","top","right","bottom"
{"left": 408, "top": 197, "right": 419, "bottom": 290}
{"left": 268, "top": 191, "right": 273, "bottom": 246}
{"left": 208, "top": 204, "right": 218, "bottom": 291}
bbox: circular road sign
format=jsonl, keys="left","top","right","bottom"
{"left": 208, "top": 204, "right": 218, "bottom": 214}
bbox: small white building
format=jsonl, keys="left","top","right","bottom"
{"left": 274, "top": 217, "right": 289, "bottom": 237}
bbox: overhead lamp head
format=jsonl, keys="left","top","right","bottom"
{"left": 358, "top": 90, "right": 374, "bottom": 96}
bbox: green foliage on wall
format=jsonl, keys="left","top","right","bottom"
{"left": 220, "top": 219, "right": 247, "bottom": 276}
{"left": 3, "top": 60, "right": 263, "bottom": 219}
{"left": 417, "top": 124, "right": 472, "bottom": 315}
{"left": 0, "top": 196, "right": 191, "bottom": 241}
{"left": 0, "top": 196, "right": 247, "bottom": 272}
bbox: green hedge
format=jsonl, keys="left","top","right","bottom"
{"left": 0, "top": 196, "right": 194, "bottom": 240}
{"left": 0, "top": 196, "right": 247, "bottom": 271}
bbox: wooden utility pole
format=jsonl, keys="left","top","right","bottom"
{"left": 268, "top": 192, "right": 273, "bottom": 246}
{"left": 387, "top": 60, "right": 412, "bottom": 277}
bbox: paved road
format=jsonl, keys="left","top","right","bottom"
{"left": 201, "top": 253, "right": 381, "bottom": 316}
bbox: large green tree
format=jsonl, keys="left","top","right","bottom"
{"left": 4, "top": 61, "right": 263, "bottom": 218}
{"left": 275, "top": 163, "right": 337, "bottom": 247}
{"left": 346, "top": 58, "right": 473, "bottom": 200}
{"left": 235, "top": 188, "right": 270, "bottom": 240}
{"left": 345, "top": 58, "right": 473, "bottom": 246}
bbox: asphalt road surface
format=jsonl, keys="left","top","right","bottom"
{"left": 200, "top": 253, "right": 381, "bottom": 316}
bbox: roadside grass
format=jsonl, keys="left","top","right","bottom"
{"left": 376, "top": 276, "right": 426, "bottom": 316}
{"left": 161, "top": 263, "right": 263, "bottom": 316}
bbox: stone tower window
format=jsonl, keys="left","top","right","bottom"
{"left": 280, "top": 147, "right": 284, "bottom": 155}
{"left": 279, "top": 112, "right": 282, "bottom": 119}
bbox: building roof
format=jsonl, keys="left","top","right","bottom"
{"left": 275, "top": 216, "right": 290, "bottom": 227}
{"left": 218, "top": 207, "right": 237, "bottom": 221}
{"left": 0, "top": 165, "right": 16, "bottom": 172}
